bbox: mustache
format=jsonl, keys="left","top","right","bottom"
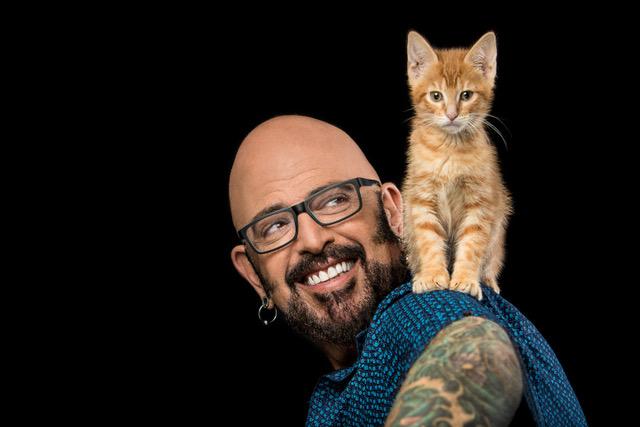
{"left": 285, "top": 243, "right": 367, "bottom": 287}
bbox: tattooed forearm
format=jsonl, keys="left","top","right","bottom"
{"left": 385, "top": 317, "right": 523, "bottom": 427}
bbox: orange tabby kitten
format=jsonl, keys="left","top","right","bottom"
{"left": 402, "top": 31, "right": 512, "bottom": 300}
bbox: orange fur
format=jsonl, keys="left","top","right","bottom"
{"left": 402, "top": 31, "right": 512, "bottom": 300}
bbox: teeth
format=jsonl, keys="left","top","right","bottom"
{"left": 305, "top": 260, "right": 354, "bottom": 286}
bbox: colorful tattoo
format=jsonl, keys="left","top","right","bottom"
{"left": 385, "top": 317, "right": 523, "bottom": 426}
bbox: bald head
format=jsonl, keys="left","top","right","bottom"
{"left": 229, "top": 116, "right": 379, "bottom": 229}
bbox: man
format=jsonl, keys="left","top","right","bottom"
{"left": 229, "top": 115, "right": 586, "bottom": 426}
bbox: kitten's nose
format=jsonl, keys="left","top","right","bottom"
{"left": 446, "top": 111, "right": 458, "bottom": 122}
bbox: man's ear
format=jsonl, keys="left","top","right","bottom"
{"left": 380, "top": 182, "right": 403, "bottom": 238}
{"left": 231, "top": 244, "right": 271, "bottom": 306}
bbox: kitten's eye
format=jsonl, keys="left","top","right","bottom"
{"left": 460, "top": 91, "right": 474, "bottom": 101}
{"left": 429, "top": 92, "right": 443, "bottom": 102}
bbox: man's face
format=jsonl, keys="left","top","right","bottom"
{"left": 230, "top": 116, "right": 406, "bottom": 349}
{"left": 247, "top": 192, "right": 406, "bottom": 345}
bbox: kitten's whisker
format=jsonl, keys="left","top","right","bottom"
{"left": 485, "top": 114, "right": 512, "bottom": 136}
{"left": 413, "top": 114, "right": 440, "bottom": 132}
{"left": 403, "top": 108, "right": 417, "bottom": 124}
{"left": 470, "top": 113, "right": 510, "bottom": 150}
{"left": 483, "top": 119, "right": 509, "bottom": 150}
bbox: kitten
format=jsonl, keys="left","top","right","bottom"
{"left": 402, "top": 31, "right": 512, "bottom": 300}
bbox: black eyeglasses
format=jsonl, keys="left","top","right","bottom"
{"left": 238, "top": 177, "right": 381, "bottom": 254}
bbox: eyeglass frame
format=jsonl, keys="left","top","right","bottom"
{"left": 237, "top": 177, "right": 382, "bottom": 254}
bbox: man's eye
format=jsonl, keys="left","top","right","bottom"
{"left": 262, "top": 221, "right": 287, "bottom": 236}
{"left": 256, "top": 216, "right": 293, "bottom": 240}
{"left": 314, "top": 193, "right": 352, "bottom": 213}
{"left": 326, "top": 196, "right": 348, "bottom": 207}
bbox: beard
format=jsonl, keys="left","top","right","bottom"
{"left": 283, "top": 246, "right": 406, "bottom": 345}
{"left": 250, "top": 200, "right": 407, "bottom": 346}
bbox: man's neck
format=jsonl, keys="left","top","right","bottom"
{"left": 319, "top": 341, "right": 359, "bottom": 370}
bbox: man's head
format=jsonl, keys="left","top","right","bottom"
{"left": 229, "top": 116, "right": 406, "bottom": 362}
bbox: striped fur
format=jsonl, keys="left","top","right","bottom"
{"left": 403, "top": 31, "right": 512, "bottom": 300}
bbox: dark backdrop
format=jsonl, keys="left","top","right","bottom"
{"left": 130, "top": 7, "right": 628, "bottom": 426}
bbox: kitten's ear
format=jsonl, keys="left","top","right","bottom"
{"left": 407, "top": 31, "right": 438, "bottom": 86}
{"left": 465, "top": 32, "right": 497, "bottom": 83}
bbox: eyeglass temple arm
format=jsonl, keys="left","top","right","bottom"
{"left": 357, "top": 177, "right": 382, "bottom": 187}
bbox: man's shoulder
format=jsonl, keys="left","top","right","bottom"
{"left": 361, "top": 283, "right": 500, "bottom": 365}
{"left": 370, "top": 283, "right": 497, "bottom": 335}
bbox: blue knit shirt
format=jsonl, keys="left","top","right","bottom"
{"left": 305, "top": 283, "right": 586, "bottom": 426}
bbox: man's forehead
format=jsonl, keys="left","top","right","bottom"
{"left": 240, "top": 170, "right": 351, "bottom": 225}
{"left": 229, "top": 116, "right": 378, "bottom": 229}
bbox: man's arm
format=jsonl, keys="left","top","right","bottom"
{"left": 385, "top": 316, "right": 523, "bottom": 427}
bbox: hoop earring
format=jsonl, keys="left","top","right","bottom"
{"left": 258, "top": 296, "right": 278, "bottom": 325}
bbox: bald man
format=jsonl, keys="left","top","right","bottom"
{"left": 229, "top": 116, "right": 586, "bottom": 426}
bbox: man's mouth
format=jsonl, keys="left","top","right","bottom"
{"left": 303, "top": 259, "right": 356, "bottom": 286}
{"left": 285, "top": 244, "right": 366, "bottom": 291}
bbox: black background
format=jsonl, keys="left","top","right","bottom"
{"left": 109, "top": 6, "right": 630, "bottom": 426}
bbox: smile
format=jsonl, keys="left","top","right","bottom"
{"left": 304, "top": 260, "right": 355, "bottom": 286}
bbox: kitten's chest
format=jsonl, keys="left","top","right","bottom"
{"left": 410, "top": 146, "right": 480, "bottom": 181}
{"left": 408, "top": 131, "right": 494, "bottom": 184}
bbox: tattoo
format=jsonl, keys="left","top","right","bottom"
{"left": 385, "top": 317, "right": 523, "bottom": 427}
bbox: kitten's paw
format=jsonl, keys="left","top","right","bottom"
{"left": 450, "top": 275, "right": 483, "bottom": 300}
{"left": 483, "top": 277, "right": 500, "bottom": 294}
{"left": 412, "top": 270, "right": 450, "bottom": 294}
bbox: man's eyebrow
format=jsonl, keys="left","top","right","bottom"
{"left": 248, "top": 203, "right": 288, "bottom": 224}
{"left": 304, "top": 180, "right": 341, "bottom": 199}
{"left": 248, "top": 180, "right": 343, "bottom": 224}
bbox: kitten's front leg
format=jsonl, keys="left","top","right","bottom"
{"left": 449, "top": 217, "right": 491, "bottom": 300}
{"left": 404, "top": 197, "right": 450, "bottom": 294}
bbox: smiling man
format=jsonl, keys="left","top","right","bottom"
{"left": 229, "top": 115, "right": 586, "bottom": 426}
{"left": 230, "top": 115, "right": 406, "bottom": 369}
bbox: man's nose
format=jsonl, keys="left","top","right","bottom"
{"left": 294, "top": 213, "right": 334, "bottom": 255}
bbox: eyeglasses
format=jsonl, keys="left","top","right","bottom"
{"left": 238, "top": 177, "right": 381, "bottom": 254}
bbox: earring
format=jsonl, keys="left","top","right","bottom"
{"left": 258, "top": 296, "right": 278, "bottom": 325}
